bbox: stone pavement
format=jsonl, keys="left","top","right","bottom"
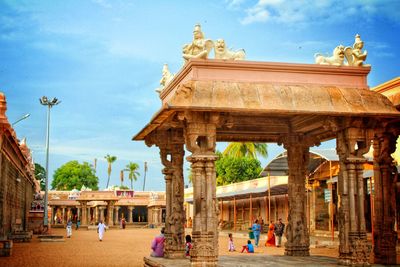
{"left": 145, "top": 254, "right": 386, "bottom": 267}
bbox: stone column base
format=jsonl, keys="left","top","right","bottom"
{"left": 164, "top": 232, "right": 185, "bottom": 259}
{"left": 374, "top": 231, "right": 397, "bottom": 265}
{"left": 284, "top": 244, "right": 310, "bottom": 256}
{"left": 339, "top": 232, "right": 370, "bottom": 266}
{"left": 190, "top": 231, "right": 218, "bottom": 267}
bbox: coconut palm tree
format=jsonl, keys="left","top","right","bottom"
{"left": 223, "top": 142, "right": 268, "bottom": 159}
{"left": 104, "top": 154, "right": 117, "bottom": 189}
{"left": 126, "top": 162, "right": 140, "bottom": 190}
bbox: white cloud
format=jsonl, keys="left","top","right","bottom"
{"left": 225, "top": 0, "right": 246, "bottom": 9}
{"left": 91, "top": 0, "right": 112, "bottom": 9}
{"left": 240, "top": 6, "right": 270, "bottom": 25}
{"left": 238, "top": 0, "right": 400, "bottom": 25}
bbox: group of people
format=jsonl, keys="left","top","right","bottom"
{"left": 265, "top": 218, "right": 285, "bottom": 247}
{"left": 230, "top": 218, "right": 285, "bottom": 254}
{"left": 150, "top": 228, "right": 193, "bottom": 257}
{"left": 149, "top": 218, "right": 285, "bottom": 258}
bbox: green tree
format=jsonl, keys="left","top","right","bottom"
{"left": 223, "top": 142, "right": 268, "bottom": 159}
{"left": 119, "top": 185, "right": 129, "bottom": 190}
{"left": 34, "top": 163, "right": 46, "bottom": 191}
{"left": 215, "top": 154, "right": 262, "bottom": 186}
{"left": 51, "top": 161, "right": 99, "bottom": 190}
{"left": 126, "top": 162, "right": 140, "bottom": 190}
{"left": 104, "top": 154, "right": 117, "bottom": 189}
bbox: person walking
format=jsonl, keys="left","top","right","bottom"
{"left": 97, "top": 219, "right": 107, "bottom": 241}
{"left": 66, "top": 219, "right": 72, "bottom": 238}
{"left": 251, "top": 219, "right": 261, "bottom": 247}
{"left": 274, "top": 218, "right": 285, "bottom": 247}
{"left": 76, "top": 219, "right": 80, "bottom": 230}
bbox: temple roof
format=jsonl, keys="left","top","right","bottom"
{"left": 259, "top": 148, "right": 373, "bottom": 177}
{"left": 372, "top": 76, "right": 400, "bottom": 108}
{"left": 133, "top": 60, "right": 400, "bottom": 143}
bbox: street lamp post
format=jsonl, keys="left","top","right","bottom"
{"left": 40, "top": 96, "right": 60, "bottom": 227}
{"left": 142, "top": 161, "right": 147, "bottom": 191}
{"left": 12, "top": 113, "right": 30, "bottom": 126}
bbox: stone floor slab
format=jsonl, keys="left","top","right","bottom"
{"left": 144, "top": 254, "right": 387, "bottom": 267}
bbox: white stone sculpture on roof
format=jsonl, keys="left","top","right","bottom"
{"left": 182, "top": 24, "right": 214, "bottom": 63}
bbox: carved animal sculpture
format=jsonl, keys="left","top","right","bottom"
{"left": 214, "top": 39, "right": 245, "bottom": 60}
{"left": 314, "top": 45, "right": 345, "bottom": 66}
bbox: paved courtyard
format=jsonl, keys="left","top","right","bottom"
{"left": 0, "top": 227, "right": 389, "bottom": 267}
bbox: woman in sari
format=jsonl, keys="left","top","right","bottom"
{"left": 265, "top": 221, "right": 275, "bottom": 247}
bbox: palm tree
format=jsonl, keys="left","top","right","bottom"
{"left": 223, "top": 142, "right": 268, "bottom": 159}
{"left": 126, "top": 162, "right": 140, "bottom": 190}
{"left": 104, "top": 154, "right": 117, "bottom": 189}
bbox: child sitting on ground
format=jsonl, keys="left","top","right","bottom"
{"left": 241, "top": 240, "right": 254, "bottom": 253}
{"left": 228, "top": 233, "right": 235, "bottom": 252}
{"left": 185, "top": 234, "right": 192, "bottom": 256}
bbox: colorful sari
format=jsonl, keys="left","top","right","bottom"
{"left": 265, "top": 223, "right": 275, "bottom": 246}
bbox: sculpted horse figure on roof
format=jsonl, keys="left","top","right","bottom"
{"left": 182, "top": 24, "right": 214, "bottom": 63}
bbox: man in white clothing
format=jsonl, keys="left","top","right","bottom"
{"left": 97, "top": 220, "right": 107, "bottom": 241}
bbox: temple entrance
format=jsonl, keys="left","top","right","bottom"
{"left": 132, "top": 206, "right": 147, "bottom": 222}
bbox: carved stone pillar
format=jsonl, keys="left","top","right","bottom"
{"left": 107, "top": 202, "right": 114, "bottom": 226}
{"left": 87, "top": 207, "right": 91, "bottom": 224}
{"left": 184, "top": 112, "right": 219, "bottom": 266}
{"left": 62, "top": 207, "right": 66, "bottom": 224}
{"left": 336, "top": 124, "right": 371, "bottom": 266}
{"left": 372, "top": 130, "right": 398, "bottom": 265}
{"left": 282, "top": 134, "right": 310, "bottom": 256}
{"left": 149, "top": 129, "right": 186, "bottom": 259}
{"left": 94, "top": 206, "right": 98, "bottom": 223}
{"left": 77, "top": 207, "right": 80, "bottom": 221}
{"left": 80, "top": 201, "right": 87, "bottom": 226}
{"left": 128, "top": 206, "right": 133, "bottom": 223}
{"left": 99, "top": 207, "right": 105, "bottom": 222}
{"left": 114, "top": 206, "right": 119, "bottom": 225}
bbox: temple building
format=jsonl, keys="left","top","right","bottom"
{"left": 0, "top": 93, "right": 38, "bottom": 240}
{"left": 47, "top": 189, "right": 166, "bottom": 228}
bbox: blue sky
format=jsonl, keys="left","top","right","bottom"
{"left": 1, "top": 0, "right": 399, "bottom": 191}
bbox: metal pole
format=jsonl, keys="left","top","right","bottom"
{"left": 249, "top": 194, "right": 253, "bottom": 226}
{"left": 43, "top": 105, "right": 51, "bottom": 226}
{"left": 142, "top": 161, "right": 147, "bottom": 191}
{"left": 40, "top": 96, "right": 60, "bottom": 228}
{"left": 233, "top": 197, "right": 236, "bottom": 232}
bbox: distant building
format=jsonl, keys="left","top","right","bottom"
{"left": 47, "top": 189, "right": 166, "bottom": 227}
